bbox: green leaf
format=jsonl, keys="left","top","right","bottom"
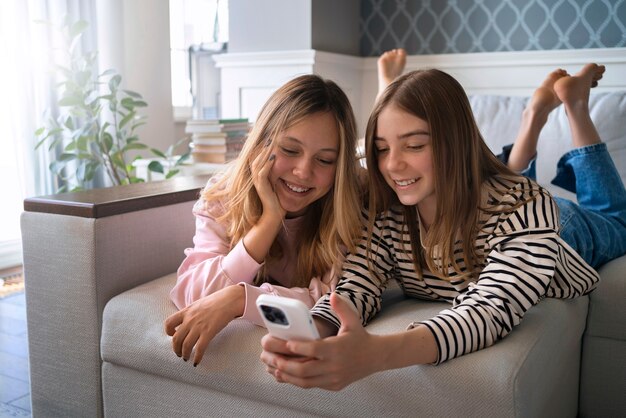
{"left": 77, "top": 136, "right": 89, "bottom": 152}
{"left": 123, "top": 142, "right": 148, "bottom": 152}
{"left": 132, "top": 100, "right": 148, "bottom": 107}
{"left": 150, "top": 148, "right": 167, "bottom": 159}
{"left": 148, "top": 161, "right": 164, "bottom": 174}
{"left": 175, "top": 151, "right": 191, "bottom": 165}
{"left": 84, "top": 162, "right": 98, "bottom": 181}
{"left": 59, "top": 153, "right": 77, "bottom": 162}
{"left": 35, "top": 127, "right": 45, "bottom": 136}
{"left": 165, "top": 169, "right": 179, "bottom": 179}
{"left": 48, "top": 136, "right": 63, "bottom": 151}
{"left": 69, "top": 20, "right": 89, "bottom": 38}
{"left": 111, "top": 152, "right": 126, "bottom": 169}
{"left": 100, "top": 69, "right": 116, "bottom": 77}
{"left": 123, "top": 90, "right": 142, "bottom": 98}
{"left": 35, "top": 137, "right": 47, "bottom": 150}
{"left": 76, "top": 161, "right": 86, "bottom": 182}
{"left": 108, "top": 74, "right": 122, "bottom": 91}
{"left": 121, "top": 97, "right": 135, "bottom": 110}
{"left": 102, "top": 132, "right": 113, "bottom": 153}
{"left": 49, "top": 159, "right": 70, "bottom": 174}
{"left": 59, "top": 96, "right": 84, "bottom": 107}
{"left": 119, "top": 111, "right": 136, "bottom": 129}
{"left": 129, "top": 177, "right": 145, "bottom": 184}
{"left": 130, "top": 121, "right": 147, "bottom": 131}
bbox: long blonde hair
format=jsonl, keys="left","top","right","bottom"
{"left": 203, "top": 74, "right": 362, "bottom": 287}
{"left": 365, "top": 69, "right": 521, "bottom": 281}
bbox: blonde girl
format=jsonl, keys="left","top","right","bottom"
{"left": 165, "top": 74, "right": 362, "bottom": 366}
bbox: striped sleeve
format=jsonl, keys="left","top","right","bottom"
{"left": 311, "top": 210, "right": 396, "bottom": 328}
{"left": 417, "top": 186, "right": 562, "bottom": 364}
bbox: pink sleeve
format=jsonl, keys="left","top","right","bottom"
{"left": 239, "top": 265, "right": 340, "bottom": 327}
{"left": 169, "top": 198, "right": 263, "bottom": 309}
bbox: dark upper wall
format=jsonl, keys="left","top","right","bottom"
{"left": 313, "top": 0, "right": 360, "bottom": 55}
{"left": 360, "top": 0, "right": 626, "bottom": 56}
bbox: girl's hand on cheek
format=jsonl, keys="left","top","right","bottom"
{"left": 260, "top": 293, "right": 381, "bottom": 390}
{"left": 251, "top": 150, "right": 286, "bottom": 223}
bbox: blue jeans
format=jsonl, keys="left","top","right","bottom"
{"left": 498, "top": 143, "right": 626, "bottom": 268}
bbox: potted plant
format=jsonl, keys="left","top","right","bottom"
{"left": 35, "top": 18, "right": 189, "bottom": 192}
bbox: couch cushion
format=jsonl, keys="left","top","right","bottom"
{"left": 102, "top": 274, "right": 588, "bottom": 417}
{"left": 471, "top": 92, "right": 626, "bottom": 202}
{"left": 579, "top": 255, "right": 626, "bottom": 417}
{"left": 584, "top": 255, "right": 626, "bottom": 340}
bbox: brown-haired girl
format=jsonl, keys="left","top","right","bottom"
{"left": 165, "top": 74, "right": 363, "bottom": 366}
{"left": 260, "top": 64, "right": 624, "bottom": 390}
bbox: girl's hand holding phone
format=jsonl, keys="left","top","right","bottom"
{"left": 259, "top": 293, "right": 380, "bottom": 390}
{"left": 256, "top": 295, "right": 320, "bottom": 341}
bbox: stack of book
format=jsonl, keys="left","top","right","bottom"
{"left": 185, "top": 118, "right": 251, "bottom": 164}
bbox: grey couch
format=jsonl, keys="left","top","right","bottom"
{"left": 22, "top": 92, "right": 626, "bottom": 417}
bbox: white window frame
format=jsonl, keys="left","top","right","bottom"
{"left": 169, "top": 0, "right": 228, "bottom": 121}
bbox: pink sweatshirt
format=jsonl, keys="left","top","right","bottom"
{"left": 170, "top": 179, "right": 340, "bottom": 326}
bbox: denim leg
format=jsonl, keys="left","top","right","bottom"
{"left": 552, "top": 143, "right": 626, "bottom": 268}
{"left": 496, "top": 144, "right": 537, "bottom": 179}
{"left": 552, "top": 143, "right": 626, "bottom": 217}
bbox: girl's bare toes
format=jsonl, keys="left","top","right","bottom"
{"left": 554, "top": 63, "right": 605, "bottom": 105}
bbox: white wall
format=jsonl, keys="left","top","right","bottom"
{"left": 228, "top": 0, "right": 312, "bottom": 53}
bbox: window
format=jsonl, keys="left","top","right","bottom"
{"left": 169, "top": 0, "right": 228, "bottom": 120}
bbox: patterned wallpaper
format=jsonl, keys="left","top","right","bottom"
{"left": 360, "top": 0, "right": 626, "bottom": 56}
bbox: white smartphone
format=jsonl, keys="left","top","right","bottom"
{"left": 256, "top": 294, "right": 320, "bottom": 341}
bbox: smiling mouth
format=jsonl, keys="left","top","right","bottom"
{"left": 282, "top": 179, "right": 312, "bottom": 194}
{"left": 394, "top": 178, "right": 418, "bottom": 187}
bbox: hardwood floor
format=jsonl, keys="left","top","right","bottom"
{"left": 0, "top": 291, "right": 31, "bottom": 417}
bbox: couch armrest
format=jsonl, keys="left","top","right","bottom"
{"left": 21, "top": 175, "right": 208, "bottom": 418}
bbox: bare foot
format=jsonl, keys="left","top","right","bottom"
{"left": 377, "top": 48, "right": 407, "bottom": 98}
{"left": 527, "top": 68, "right": 568, "bottom": 116}
{"left": 554, "top": 63, "right": 605, "bottom": 109}
{"left": 507, "top": 68, "right": 568, "bottom": 172}
{"left": 554, "top": 63, "right": 605, "bottom": 147}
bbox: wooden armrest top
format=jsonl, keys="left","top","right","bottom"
{"left": 23, "top": 175, "right": 211, "bottom": 219}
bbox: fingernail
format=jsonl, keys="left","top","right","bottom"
{"left": 269, "top": 154, "right": 275, "bottom": 161}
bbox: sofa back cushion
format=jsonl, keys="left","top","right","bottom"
{"left": 471, "top": 91, "right": 626, "bottom": 201}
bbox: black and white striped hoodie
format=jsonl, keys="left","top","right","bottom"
{"left": 311, "top": 175, "right": 599, "bottom": 364}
